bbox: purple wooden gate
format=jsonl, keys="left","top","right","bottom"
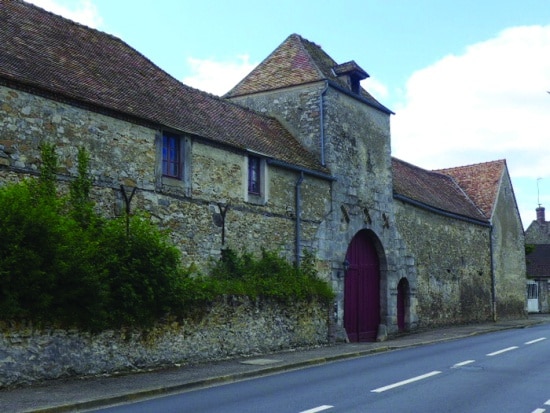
{"left": 344, "top": 231, "right": 380, "bottom": 342}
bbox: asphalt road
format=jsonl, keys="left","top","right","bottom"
{"left": 93, "top": 323, "right": 550, "bottom": 413}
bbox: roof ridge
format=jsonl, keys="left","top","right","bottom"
{"left": 8, "top": 0, "right": 290, "bottom": 128}
{"left": 2, "top": 2, "right": 328, "bottom": 174}
{"left": 392, "top": 157, "right": 489, "bottom": 222}
{"left": 435, "top": 159, "right": 506, "bottom": 172}
{"left": 292, "top": 33, "right": 329, "bottom": 80}
{"left": 444, "top": 173, "right": 489, "bottom": 219}
{"left": 435, "top": 159, "right": 508, "bottom": 221}
{"left": 393, "top": 157, "right": 456, "bottom": 180}
{"left": 17, "top": 0, "right": 123, "bottom": 45}
{"left": 224, "top": 33, "right": 325, "bottom": 98}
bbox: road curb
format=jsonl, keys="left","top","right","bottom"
{"left": 27, "top": 347, "right": 395, "bottom": 413}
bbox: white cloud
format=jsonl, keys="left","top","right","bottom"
{"left": 392, "top": 25, "right": 550, "bottom": 176}
{"left": 364, "top": 77, "right": 389, "bottom": 101}
{"left": 390, "top": 25, "right": 550, "bottom": 228}
{"left": 24, "top": 0, "right": 103, "bottom": 28}
{"left": 182, "top": 55, "right": 258, "bottom": 96}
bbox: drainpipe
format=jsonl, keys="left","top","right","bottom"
{"left": 490, "top": 225, "right": 497, "bottom": 322}
{"left": 319, "top": 81, "right": 329, "bottom": 167}
{"left": 295, "top": 172, "right": 304, "bottom": 266}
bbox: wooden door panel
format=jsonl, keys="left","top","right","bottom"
{"left": 344, "top": 232, "right": 380, "bottom": 342}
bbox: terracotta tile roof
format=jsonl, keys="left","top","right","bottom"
{"left": 224, "top": 34, "right": 392, "bottom": 114}
{"left": 526, "top": 244, "right": 550, "bottom": 278}
{"left": 436, "top": 160, "right": 506, "bottom": 219}
{"left": 0, "top": 0, "right": 328, "bottom": 175}
{"left": 392, "top": 158, "right": 488, "bottom": 222}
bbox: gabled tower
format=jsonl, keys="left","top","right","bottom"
{"left": 227, "top": 34, "right": 411, "bottom": 341}
{"left": 225, "top": 34, "right": 393, "bottom": 210}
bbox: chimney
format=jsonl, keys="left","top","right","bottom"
{"left": 536, "top": 206, "right": 546, "bottom": 223}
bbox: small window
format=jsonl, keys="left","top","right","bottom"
{"left": 162, "top": 132, "right": 181, "bottom": 178}
{"left": 527, "top": 283, "right": 538, "bottom": 299}
{"left": 248, "top": 156, "right": 261, "bottom": 194}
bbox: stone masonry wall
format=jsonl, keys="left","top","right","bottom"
{"left": 0, "top": 85, "right": 330, "bottom": 269}
{"left": 0, "top": 84, "right": 335, "bottom": 388}
{"left": 491, "top": 170, "right": 527, "bottom": 318}
{"left": 394, "top": 200, "right": 493, "bottom": 327}
{"left": 230, "top": 84, "right": 412, "bottom": 333}
{"left": 0, "top": 298, "right": 329, "bottom": 388}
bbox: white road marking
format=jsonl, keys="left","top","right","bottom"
{"left": 486, "top": 346, "right": 518, "bottom": 356}
{"left": 299, "top": 406, "right": 333, "bottom": 413}
{"left": 531, "top": 409, "right": 545, "bottom": 413}
{"left": 525, "top": 337, "right": 547, "bottom": 345}
{"left": 545, "top": 399, "right": 550, "bottom": 405}
{"left": 371, "top": 371, "right": 442, "bottom": 393}
{"left": 452, "top": 360, "right": 475, "bottom": 368}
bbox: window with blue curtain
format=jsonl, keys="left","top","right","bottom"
{"left": 162, "top": 132, "right": 180, "bottom": 178}
{"left": 248, "top": 156, "right": 261, "bottom": 194}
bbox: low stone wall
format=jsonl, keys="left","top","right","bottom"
{"left": 0, "top": 297, "right": 329, "bottom": 388}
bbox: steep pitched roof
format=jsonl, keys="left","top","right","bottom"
{"left": 436, "top": 160, "right": 506, "bottom": 220}
{"left": 0, "top": 1, "right": 328, "bottom": 175}
{"left": 224, "top": 33, "right": 392, "bottom": 115}
{"left": 526, "top": 244, "right": 550, "bottom": 278}
{"left": 525, "top": 219, "right": 550, "bottom": 236}
{"left": 392, "top": 158, "right": 488, "bottom": 223}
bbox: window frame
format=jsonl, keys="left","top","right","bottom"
{"left": 245, "top": 155, "right": 268, "bottom": 205}
{"left": 248, "top": 155, "right": 261, "bottom": 195}
{"left": 162, "top": 132, "right": 181, "bottom": 179}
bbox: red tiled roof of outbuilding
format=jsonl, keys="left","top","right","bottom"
{"left": 0, "top": 0, "right": 328, "bottom": 175}
{"left": 436, "top": 160, "right": 506, "bottom": 220}
{"left": 392, "top": 158, "right": 488, "bottom": 222}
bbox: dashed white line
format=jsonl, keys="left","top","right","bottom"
{"left": 525, "top": 337, "right": 547, "bottom": 345}
{"left": 486, "top": 346, "right": 518, "bottom": 356}
{"left": 545, "top": 399, "right": 550, "bottom": 405}
{"left": 299, "top": 406, "right": 333, "bottom": 413}
{"left": 452, "top": 360, "right": 475, "bottom": 368}
{"left": 531, "top": 409, "right": 545, "bottom": 413}
{"left": 371, "top": 371, "right": 442, "bottom": 393}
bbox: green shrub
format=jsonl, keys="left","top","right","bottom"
{"left": 90, "top": 214, "right": 190, "bottom": 328}
{"left": 0, "top": 145, "right": 333, "bottom": 330}
{"left": 0, "top": 181, "right": 58, "bottom": 319}
{"left": 209, "top": 248, "right": 334, "bottom": 302}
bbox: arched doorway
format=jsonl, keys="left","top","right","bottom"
{"left": 344, "top": 231, "right": 380, "bottom": 342}
{"left": 397, "top": 278, "right": 409, "bottom": 332}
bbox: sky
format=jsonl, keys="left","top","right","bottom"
{"left": 25, "top": 0, "right": 550, "bottom": 229}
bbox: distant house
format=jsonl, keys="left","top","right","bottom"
{"left": 525, "top": 207, "right": 550, "bottom": 312}
{"left": 0, "top": 0, "right": 527, "bottom": 341}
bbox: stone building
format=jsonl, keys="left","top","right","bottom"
{"left": 525, "top": 207, "right": 550, "bottom": 312}
{"left": 525, "top": 207, "right": 550, "bottom": 244}
{"left": 0, "top": 1, "right": 526, "bottom": 342}
{"left": 393, "top": 159, "right": 526, "bottom": 325}
{"left": 225, "top": 34, "right": 526, "bottom": 332}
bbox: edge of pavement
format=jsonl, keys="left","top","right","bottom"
{"left": 6, "top": 314, "right": 550, "bottom": 413}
